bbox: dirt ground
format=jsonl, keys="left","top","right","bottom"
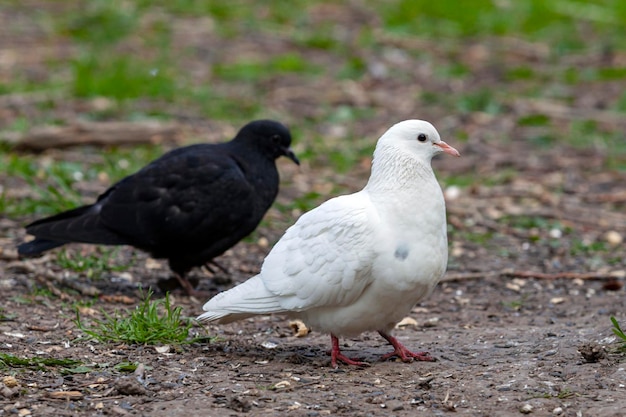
{"left": 2, "top": 2, "right": 626, "bottom": 417}
{"left": 2, "top": 144, "right": 625, "bottom": 417}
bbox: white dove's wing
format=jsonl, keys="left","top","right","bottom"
{"left": 198, "top": 191, "right": 379, "bottom": 323}
{"left": 259, "top": 190, "right": 379, "bottom": 311}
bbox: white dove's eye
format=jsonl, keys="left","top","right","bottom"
{"left": 417, "top": 133, "right": 427, "bottom": 142}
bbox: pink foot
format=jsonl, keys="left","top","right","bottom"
{"left": 330, "top": 334, "right": 370, "bottom": 368}
{"left": 378, "top": 331, "right": 436, "bottom": 362}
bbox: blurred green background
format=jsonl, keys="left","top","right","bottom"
{"left": 1, "top": 0, "right": 625, "bottom": 218}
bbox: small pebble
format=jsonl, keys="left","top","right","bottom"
{"left": 395, "top": 317, "right": 418, "bottom": 328}
{"left": 2, "top": 376, "right": 19, "bottom": 388}
{"left": 289, "top": 319, "right": 310, "bottom": 337}
{"left": 261, "top": 340, "right": 278, "bottom": 349}
{"left": 553, "top": 406, "right": 563, "bottom": 415}
{"left": 273, "top": 380, "right": 291, "bottom": 389}
{"left": 154, "top": 345, "right": 170, "bottom": 354}
{"left": 1, "top": 386, "right": 17, "bottom": 399}
{"left": 549, "top": 228, "right": 562, "bottom": 239}
{"left": 604, "top": 230, "right": 623, "bottom": 246}
{"left": 387, "top": 400, "right": 404, "bottom": 411}
{"left": 444, "top": 185, "right": 461, "bottom": 200}
{"left": 520, "top": 403, "right": 533, "bottom": 414}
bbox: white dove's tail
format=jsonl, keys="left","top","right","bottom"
{"left": 197, "top": 275, "right": 286, "bottom": 324}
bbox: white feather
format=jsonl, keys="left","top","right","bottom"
{"left": 199, "top": 119, "right": 457, "bottom": 339}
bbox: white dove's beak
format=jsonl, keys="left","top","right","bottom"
{"left": 434, "top": 141, "right": 460, "bottom": 157}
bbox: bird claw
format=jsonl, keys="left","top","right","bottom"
{"left": 331, "top": 353, "right": 370, "bottom": 369}
{"left": 377, "top": 331, "right": 437, "bottom": 363}
{"left": 330, "top": 334, "right": 370, "bottom": 368}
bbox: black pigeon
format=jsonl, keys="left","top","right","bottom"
{"left": 18, "top": 119, "right": 299, "bottom": 295}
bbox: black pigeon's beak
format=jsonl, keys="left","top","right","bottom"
{"left": 282, "top": 147, "right": 300, "bottom": 165}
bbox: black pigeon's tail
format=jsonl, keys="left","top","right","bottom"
{"left": 18, "top": 238, "right": 66, "bottom": 257}
{"left": 18, "top": 203, "right": 129, "bottom": 256}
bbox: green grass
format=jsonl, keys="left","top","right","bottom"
{"left": 213, "top": 53, "right": 320, "bottom": 82}
{"left": 62, "top": 0, "right": 138, "bottom": 46}
{"left": 75, "top": 291, "right": 194, "bottom": 345}
{"left": 0, "top": 307, "right": 15, "bottom": 321}
{"left": 56, "top": 248, "right": 134, "bottom": 279}
{"left": 0, "top": 143, "right": 166, "bottom": 218}
{"left": 72, "top": 55, "right": 177, "bottom": 100}
{"left": 502, "top": 298, "right": 525, "bottom": 312}
{"left": 378, "top": 0, "right": 626, "bottom": 49}
{"left": 0, "top": 353, "right": 81, "bottom": 371}
{"left": 1, "top": 0, "right": 626, "bottom": 222}
{"left": 0, "top": 173, "right": 82, "bottom": 218}
{"left": 0, "top": 352, "right": 150, "bottom": 377}
{"left": 569, "top": 239, "right": 608, "bottom": 256}
{"left": 610, "top": 316, "right": 626, "bottom": 350}
{"left": 456, "top": 230, "right": 494, "bottom": 246}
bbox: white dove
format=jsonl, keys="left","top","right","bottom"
{"left": 198, "top": 120, "right": 460, "bottom": 368}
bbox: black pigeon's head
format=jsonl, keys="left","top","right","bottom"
{"left": 234, "top": 120, "right": 299, "bottom": 165}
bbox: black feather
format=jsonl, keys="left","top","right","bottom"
{"left": 17, "top": 120, "right": 299, "bottom": 293}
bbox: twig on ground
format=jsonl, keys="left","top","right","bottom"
{"left": 15, "top": 121, "right": 178, "bottom": 151}
{"left": 443, "top": 269, "right": 625, "bottom": 282}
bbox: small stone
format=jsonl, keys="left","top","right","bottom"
{"left": 154, "top": 345, "right": 170, "bottom": 354}
{"left": 144, "top": 258, "right": 163, "bottom": 270}
{"left": 520, "top": 403, "right": 533, "bottom": 414}
{"left": 289, "top": 320, "right": 310, "bottom": 337}
{"left": 1, "top": 386, "right": 17, "bottom": 399}
{"left": 91, "top": 97, "right": 113, "bottom": 111}
{"left": 258, "top": 237, "right": 269, "bottom": 248}
{"left": 2, "top": 376, "right": 19, "bottom": 388}
{"left": 47, "top": 391, "right": 83, "bottom": 400}
{"left": 549, "top": 228, "right": 562, "bottom": 239}
{"left": 578, "top": 342, "right": 606, "bottom": 363}
{"left": 605, "top": 231, "right": 623, "bottom": 246}
{"left": 18, "top": 409, "right": 31, "bottom": 417}
{"left": 387, "top": 400, "right": 404, "bottom": 411}
{"left": 423, "top": 317, "right": 439, "bottom": 327}
{"left": 273, "top": 380, "right": 291, "bottom": 389}
{"left": 115, "top": 378, "right": 148, "bottom": 396}
{"left": 261, "top": 340, "right": 278, "bottom": 349}
{"left": 395, "top": 317, "right": 418, "bottom": 328}
{"left": 552, "top": 407, "right": 563, "bottom": 415}
{"left": 444, "top": 186, "right": 461, "bottom": 200}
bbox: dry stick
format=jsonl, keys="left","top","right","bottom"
{"left": 441, "top": 272, "right": 496, "bottom": 282}
{"left": 514, "top": 98, "right": 626, "bottom": 127}
{"left": 442, "top": 269, "right": 624, "bottom": 282}
{"left": 15, "top": 120, "right": 178, "bottom": 151}
{"left": 451, "top": 204, "right": 626, "bottom": 234}
{"left": 34, "top": 270, "right": 101, "bottom": 297}
{"left": 501, "top": 270, "right": 624, "bottom": 280}
{"left": 583, "top": 191, "right": 626, "bottom": 204}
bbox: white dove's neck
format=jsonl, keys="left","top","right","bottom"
{"left": 365, "top": 145, "right": 437, "bottom": 194}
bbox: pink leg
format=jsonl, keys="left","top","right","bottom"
{"left": 378, "top": 331, "right": 436, "bottom": 362}
{"left": 330, "top": 334, "right": 369, "bottom": 368}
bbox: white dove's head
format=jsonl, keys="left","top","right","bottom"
{"left": 377, "top": 120, "right": 460, "bottom": 161}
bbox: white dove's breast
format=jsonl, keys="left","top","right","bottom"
{"left": 296, "top": 185, "right": 449, "bottom": 337}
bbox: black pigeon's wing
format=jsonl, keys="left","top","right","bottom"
{"left": 98, "top": 147, "right": 267, "bottom": 254}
